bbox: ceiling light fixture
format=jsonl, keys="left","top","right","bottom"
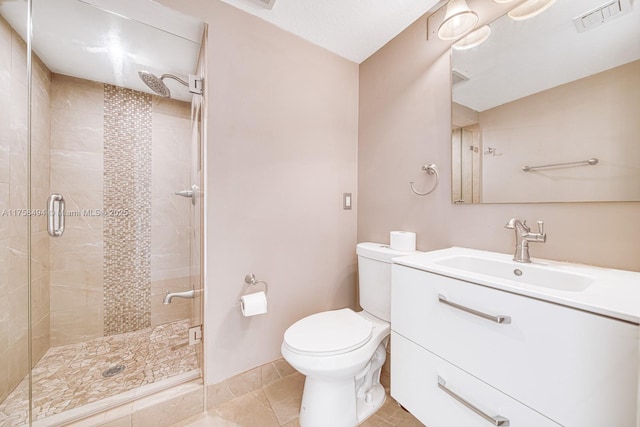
{"left": 438, "top": 0, "right": 479, "bottom": 40}
{"left": 452, "top": 25, "right": 492, "bottom": 50}
{"left": 508, "top": 0, "right": 557, "bottom": 21}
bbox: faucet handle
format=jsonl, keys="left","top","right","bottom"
{"left": 537, "top": 220, "right": 547, "bottom": 242}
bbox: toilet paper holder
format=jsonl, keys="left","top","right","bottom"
{"left": 244, "top": 273, "right": 268, "bottom": 294}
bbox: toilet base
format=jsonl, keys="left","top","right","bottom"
{"left": 355, "top": 343, "right": 387, "bottom": 424}
{"left": 356, "top": 383, "right": 386, "bottom": 424}
{"left": 298, "top": 343, "right": 387, "bottom": 427}
{"left": 299, "top": 376, "right": 358, "bottom": 427}
{"left": 298, "top": 379, "right": 386, "bottom": 427}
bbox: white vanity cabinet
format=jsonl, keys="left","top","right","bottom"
{"left": 391, "top": 264, "right": 639, "bottom": 427}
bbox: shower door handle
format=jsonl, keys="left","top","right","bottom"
{"left": 47, "top": 193, "right": 65, "bottom": 237}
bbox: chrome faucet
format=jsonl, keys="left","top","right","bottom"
{"left": 163, "top": 289, "right": 197, "bottom": 304}
{"left": 504, "top": 218, "right": 546, "bottom": 263}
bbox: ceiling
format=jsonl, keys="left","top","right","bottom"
{"left": 452, "top": 0, "right": 640, "bottom": 111}
{"left": 0, "top": 0, "right": 205, "bottom": 101}
{"left": 6, "top": 0, "right": 633, "bottom": 108}
{"left": 0, "top": 0, "right": 444, "bottom": 97}
{"left": 218, "top": 0, "right": 441, "bottom": 63}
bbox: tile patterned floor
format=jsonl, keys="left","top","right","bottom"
{"left": 0, "top": 319, "right": 198, "bottom": 426}
{"left": 172, "top": 371, "right": 424, "bottom": 427}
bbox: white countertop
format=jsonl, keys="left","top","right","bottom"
{"left": 392, "top": 247, "right": 640, "bottom": 324}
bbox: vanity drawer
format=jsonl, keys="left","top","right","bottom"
{"left": 391, "top": 265, "right": 639, "bottom": 427}
{"left": 391, "top": 332, "right": 561, "bottom": 427}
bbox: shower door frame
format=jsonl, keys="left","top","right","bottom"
{"left": 19, "top": 0, "right": 208, "bottom": 423}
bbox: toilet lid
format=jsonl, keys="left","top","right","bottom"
{"left": 284, "top": 309, "right": 373, "bottom": 355}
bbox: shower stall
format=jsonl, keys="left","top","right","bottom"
{"left": 451, "top": 126, "right": 480, "bottom": 204}
{"left": 0, "top": 0, "right": 206, "bottom": 425}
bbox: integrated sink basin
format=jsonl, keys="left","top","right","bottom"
{"left": 392, "top": 246, "right": 640, "bottom": 324}
{"left": 432, "top": 254, "right": 594, "bottom": 292}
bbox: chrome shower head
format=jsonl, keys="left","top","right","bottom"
{"left": 138, "top": 70, "right": 171, "bottom": 98}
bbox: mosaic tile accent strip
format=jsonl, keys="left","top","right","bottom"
{"left": 0, "top": 320, "right": 198, "bottom": 426}
{"left": 103, "top": 85, "right": 152, "bottom": 335}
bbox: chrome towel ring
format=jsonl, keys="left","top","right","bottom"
{"left": 410, "top": 163, "right": 439, "bottom": 196}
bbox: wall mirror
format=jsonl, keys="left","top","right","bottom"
{"left": 451, "top": 0, "right": 640, "bottom": 204}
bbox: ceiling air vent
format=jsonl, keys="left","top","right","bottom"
{"left": 249, "top": 0, "right": 276, "bottom": 10}
{"left": 573, "top": 0, "right": 631, "bottom": 33}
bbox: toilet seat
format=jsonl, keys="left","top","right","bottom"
{"left": 284, "top": 309, "right": 373, "bottom": 356}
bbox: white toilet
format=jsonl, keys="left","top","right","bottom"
{"left": 281, "top": 242, "right": 414, "bottom": 427}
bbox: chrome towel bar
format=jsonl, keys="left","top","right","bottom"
{"left": 522, "top": 158, "right": 598, "bottom": 172}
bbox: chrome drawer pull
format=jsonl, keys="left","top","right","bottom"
{"left": 438, "top": 294, "right": 511, "bottom": 324}
{"left": 437, "top": 376, "right": 510, "bottom": 426}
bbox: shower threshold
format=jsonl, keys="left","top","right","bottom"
{"left": 33, "top": 371, "right": 201, "bottom": 427}
{"left": 0, "top": 319, "right": 200, "bottom": 426}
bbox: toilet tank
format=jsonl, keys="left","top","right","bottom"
{"left": 356, "top": 242, "right": 415, "bottom": 322}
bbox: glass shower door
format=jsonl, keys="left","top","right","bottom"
{"left": 1, "top": 0, "right": 207, "bottom": 424}
{"left": 0, "top": 0, "right": 33, "bottom": 424}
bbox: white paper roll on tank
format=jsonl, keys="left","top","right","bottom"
{"left": 390, "top": 231, "right": 416, "bottom": 252}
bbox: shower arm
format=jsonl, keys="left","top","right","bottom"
{"left": 161, "top": 73, "right": 203, "bottom": 95}
{"left": 160, "top": 73, "right": 189, "bottom": 87}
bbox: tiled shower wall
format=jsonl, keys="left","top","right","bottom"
{"left": 49, "top": 74, "right": 193, "bottom": 345}
{"left": 103, "top": 85, "right": 153, "bottom": 335}
{"left": 0, "top": 16, "right": 51, "bottom": 402}
{"left": 49, "top": 74, "right": 105, "bottom": 346}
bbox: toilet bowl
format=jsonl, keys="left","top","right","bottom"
{"left": 281, "top": 242, "right": 415, "bottom": 427}
{"left": 282, "top": 309, "right": 390, "bottom": 427}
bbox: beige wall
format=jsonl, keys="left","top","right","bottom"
{"left": 0, "top": 15, "right": 51, "bottom": 401}
{"left": 480, "top": 60, "right": 640, "bottom": 203}
{"left": 157, "top": 0, "right": 639, "bottom": 389}
{"left": 158, "top": 0, "right": 360, "bottom": 384}
{"left": 358, "top": 1, "right": 640, "bottom": 272}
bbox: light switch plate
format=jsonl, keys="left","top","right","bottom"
{"left": 343, "top": 193, "right": 352, "bottom": 210}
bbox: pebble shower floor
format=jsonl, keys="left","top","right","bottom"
{"left": 0, "top": 319, "right": 198, "bottom": 426}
